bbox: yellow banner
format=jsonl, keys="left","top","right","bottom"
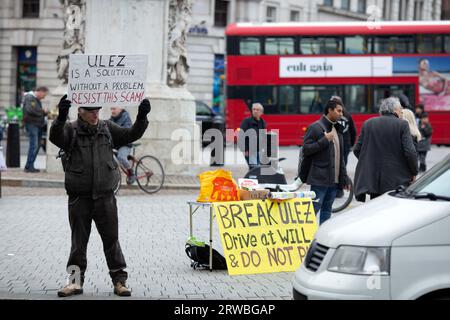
{"left": 213, "top": 198, "right": 317, "bottom": 276}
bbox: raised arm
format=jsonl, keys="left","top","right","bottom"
{"left": 108, "top": 99, "right": 150, "bottom": 148}
{"left": 49, "top": 95, "right": 72, "bottom": 150}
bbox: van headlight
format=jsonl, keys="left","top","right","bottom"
{"left": 327, "top": 246, "right": 390, "bottom": 275}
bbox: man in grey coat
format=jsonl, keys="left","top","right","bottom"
{"left": 353, "top": 97, "right": 418, "bottom": 202}
{"left": 22, "top": 86, "right": 49, "bottom": 172}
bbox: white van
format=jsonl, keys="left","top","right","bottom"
{"left": 293, "top": 153, "right": 450, "bottom": 300}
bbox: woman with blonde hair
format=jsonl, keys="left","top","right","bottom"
{"left": 402, "top": 108, "right": 422, "bottom": 148}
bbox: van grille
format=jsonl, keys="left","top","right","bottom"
{"left": 304, "top": 242, "right": 329, "bottom": 272}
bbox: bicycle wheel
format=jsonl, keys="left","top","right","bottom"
{"left": 332, "top": 179, "right": 354, "bottom": 213}
{"left": 113, "top": 158, "right": 122, "bottom": 195}
{"left": 135, "top": 155, "right": 165, "bottom": 194}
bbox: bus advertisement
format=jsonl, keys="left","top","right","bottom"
{"left": 225, "top": 21, "right": 450, "bottom": 145}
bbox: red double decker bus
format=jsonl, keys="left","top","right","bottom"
{"left": 225, "top": 21, "right": 450, "bottom": 145}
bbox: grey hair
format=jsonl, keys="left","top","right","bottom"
{"left": 252, "top": 103, "right": 264, "bottom": 112}
{"left": 379, "top": 97, "right": 401, "bottom": 115}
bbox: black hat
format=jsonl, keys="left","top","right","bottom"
{"left": 398, "top": 94, "right": 410, "bottom": 109}
{"left": 80, "top": 106, "right": 102, "bottom": 110}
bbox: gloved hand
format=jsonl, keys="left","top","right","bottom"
{"left": 137, "top": 98, "right": 151, "bottom": 120}
{"left": 57, "top": 94, "right": 71, "bottom": 121}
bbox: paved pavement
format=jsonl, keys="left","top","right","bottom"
{"left": 0, "top": 189, "right": 294, "bottom": 300}
{"left": 0, "top": 142, "right": 449, "bottom": 300}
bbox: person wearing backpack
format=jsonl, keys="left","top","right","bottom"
{"left": 301, "top": 99, "right": 351, "bottom": 225}
{"left": 49, "top": 95, "right": 150, "bottom": 297}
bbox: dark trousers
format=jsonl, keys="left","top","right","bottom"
{"left": 66, "top": 193, "right": 127, "bottom": 284}
{"left": 418, "top": 152, "right": 427, "bottom": 172}
{"left": 355, "top": 193, "right": 381, "bottom": 202}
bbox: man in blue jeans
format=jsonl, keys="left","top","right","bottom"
{"left": 302, "top": 99, "right": 351, "bottom": 225}
{"left": 22, "top": 86, "right": 49, "bottom": 172}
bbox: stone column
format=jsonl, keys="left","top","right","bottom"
{"left": 47, "top": 0, "right": 200, "bottom": 175}
{"left": 47, "top": 0, "right": 87, "bottom": 173}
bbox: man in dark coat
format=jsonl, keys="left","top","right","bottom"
{"left": 417, "top": 112, "right": 433, "bottom": 172}
{"left": 302, "top": 99, "right": 351, "bottom": 225}
{"left": 238, "top": 103, "right": 267, "bottom": 169}
{"left": 22, "top": 86, "right": 49, "bottom": 172}
{"left": 330, "top": 96, "right": 357, "bottom": 198}
{"left": 50, "top": 95, "right": 150, "bottom": 297}
{"left": 353, "top": 97, "right": 418, "bottom": 202}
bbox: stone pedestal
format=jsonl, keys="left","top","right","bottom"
{"left": 47, "top": 0, "right": 199, "bottom": 175}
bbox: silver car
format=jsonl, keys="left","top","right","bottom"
{"left": 293, "top": 153, "right": 450, "bottom": 300}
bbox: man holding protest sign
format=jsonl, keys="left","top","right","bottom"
{"left": 49, "top": 94, "right": 150, "bottom": 297}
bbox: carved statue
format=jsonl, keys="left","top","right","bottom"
{"left": 56, "top": 0, "right": 86, "bottom": 84}
{"left": 167, "top": 0, "right": 193, "bottom": 87}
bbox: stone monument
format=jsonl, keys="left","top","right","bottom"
{"left": 47, "top": 0, "right": 199, "bottom": 175}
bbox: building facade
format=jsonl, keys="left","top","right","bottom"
{"left": 187, "top": 0, "right": 443, "bottom": 113}
{"left": 0, "top": 0, "right": 64, "bottom": 110}
{"left": 318, "top": 0, "right": 441, "bottom": 21}
{"left": 442, "top": 0, "right": 450, "bottom": 19}
{"left": 0, "top": 0, "right": 445, "bottom": 113}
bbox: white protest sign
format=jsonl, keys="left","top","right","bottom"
{"left": 68, "top": 54, "right": 148, "bottom": 107}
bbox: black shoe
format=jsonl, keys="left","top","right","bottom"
{"left": 24, "top": 168, "right": 40, "bottom": 173}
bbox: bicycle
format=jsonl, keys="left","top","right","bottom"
{"left": 113, "top": 143, "right": 165, "bottom": 195}
{"left": 244, "top": 158, "right": 354, "bottom": 213}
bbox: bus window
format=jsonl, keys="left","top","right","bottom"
{"left": 255, "top": 86, "right": 278, "bottom": 113}
{"left": 373, "top": 84, "right": 415, "bottom": 113}
{"left": 299, "top": 85, "right": 341, "bottom": 114}
{"left": 320, "top": 37, "right": 342, "bottom": 54}
{"left": 300, "top": 37, "right": 342, "bottom": 54}
{"left": 226, "top": 36, "right": 240, "bottom": 55}
{"left": 344, "top": 36, "right": 369, "bottom": 54}
{"left": 278, "top": 86, "right": 297, "bottom": 114}
{"left": 344, "top": 85, "right": 367, "bottom": 113}
{"left": 444, "top": 36, "right": 450, "bottom": 53}
{"left": 373, "top": 36, "right": 414, "bottom": 54}
{"left": 300, "top": 37, "right": 319, "bottom": 54}
{"left": 417, "top": 35, "right": 443, "bottom": 53}
{"left": 265, "top": 37, "right": 295, "bottom": 55}
{"left": 240, "top": 37, "right": 261, "bottom": 55}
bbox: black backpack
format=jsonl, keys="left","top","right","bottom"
{"left": 185, "top": 243, "right": 228, "bottom": 270}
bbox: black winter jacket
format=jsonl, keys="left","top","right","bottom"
{"left": 22, "top": 93, "right": 46, "bottom": 128}
{"left": 302, "top": 115, "right": 350, "bottom": 188}
{"left": 238, "top": 116, "right": 267, "bottom": 153}
{"left": 50, "top": 117, "right": 148, "bottom": 199}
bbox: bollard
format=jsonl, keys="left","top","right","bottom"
{"left": 6, "top": 122, "right": 20, "bottom": 168}
{"left": 209, "top": 120, "right": 225, "bottom": 167}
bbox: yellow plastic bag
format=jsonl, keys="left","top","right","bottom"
{"left": 197, "top": 169, "right": 240, "bottom": 202}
